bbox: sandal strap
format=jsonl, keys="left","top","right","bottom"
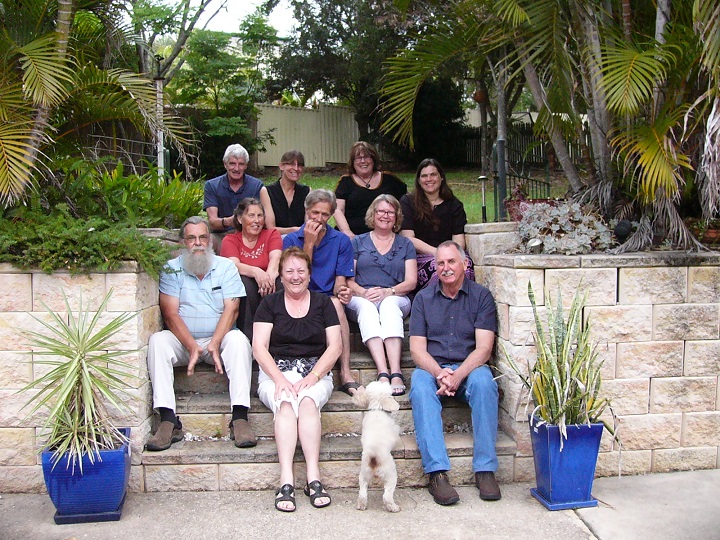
{"left": 390, "top": 372, "right": 405, "bottom": 382}
{"left": 377, "top": 372, "right": 391, "bottom": 382}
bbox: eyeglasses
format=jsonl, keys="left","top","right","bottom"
{"left": 184, "top": 234, "right": 210, "bottom": 244}
{"left": 375, "top": 209, "right": 396, "bottom": 216}
{"left": 354, "top": 155, "right": 372, "bottom": 162}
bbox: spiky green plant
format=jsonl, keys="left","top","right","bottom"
{"left": 20, "top": 289, "right": 137, "bottom": 472}
{"left": 504, "top": 282, "right": 613, "bottom": 447}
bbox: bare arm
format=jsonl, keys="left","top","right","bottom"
{"left": 206, "top": 206, "right": 228, "bottom": 232}
{"left": 333, "top": 275, "right": 352, "bottom": 305}
{"left": 333, "top": 199, "right": 354, "bottom": 238}
{"left": 400, "top": 229, "right": 436, "bottom": 255}
{"left": 451, "top": 233, "right": 466, "bottom": 250}
{"left": 205, "top": 296, "right": 241, "bottom": 374}
{"left": 259, "top": 187, "right": 276, "bottom": 229}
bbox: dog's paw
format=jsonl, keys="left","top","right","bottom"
{"left": 356, "top": 496, "right": 367, "bottom": 511}
{"left": 384, "top": 500, "right": 400, "bottom": 513}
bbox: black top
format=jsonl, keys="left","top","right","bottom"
{"left": 254, "top": 290, "right": 339, "bottom": 358}
{"left": 267, "top": 180, "right": 310, "bottom": 229}
{"left": 400, "top": 194, "right": 467, "bottom": 248}
{"left": 335, "top": 172, "right": 408, "bottom": 235}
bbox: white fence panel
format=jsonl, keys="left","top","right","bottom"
{"left": 256, "top": 103, "right": 359, "bottom": 167}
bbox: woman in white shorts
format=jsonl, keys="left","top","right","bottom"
{"left": 253, "top": 247, "right": 341, "bottom": 513}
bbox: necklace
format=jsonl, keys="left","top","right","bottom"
{"left": 356, "top": 172, "right": 375, "bottom": 189}
{"left": 286, "top": 291, "right": 309, "bottom": 315}
{"left": 372, "top": 231, "right": 394, "bottom": 250}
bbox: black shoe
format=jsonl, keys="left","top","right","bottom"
{"left": 428, "top": 472, "right": 459, "bottom": 505}
{"left": 475, "top": 471, "right": 501, "bottom": 501}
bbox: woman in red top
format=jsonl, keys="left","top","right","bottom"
{"left": 220, "top": 197, "right": 282, "bottom": 340}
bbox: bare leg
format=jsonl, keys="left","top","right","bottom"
{"left": 365, "top": 337, "right": 389, "bottom": 377}
{"left": 274, "top": 402, "right": 297, "bottom": 511}
{"left": 331, "top": 297, "right": 359, "bottom": 393}
{"left": 384, "top": 337, "right": 403, "bottom": 375}
{"left": 297, "top": 397, "right": 329, "bottom": 507}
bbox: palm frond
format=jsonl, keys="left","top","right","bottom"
{"left": 17, "top": 34, "right": 75, "bottom": 107}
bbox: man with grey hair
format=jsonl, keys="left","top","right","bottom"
{"left": 145, "top": 216, "right": 256, "bottom": 451}
{"left": 409, "top": 240, "right": 501, "bottom": 505}
{"left": 204, "top": 144, "right": 275, "bottom": 247}
{"left": 283, "top": 189, "right": 362, "bottom": 395}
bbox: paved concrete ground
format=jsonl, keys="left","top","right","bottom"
{"left": 2, "top": 469, "right": 719, "bottom": 540}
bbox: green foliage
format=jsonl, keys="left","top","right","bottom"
{"left": 20, "top": 289, "right": 137, "bottom": 472}
{"left": 0, "top": 205, "right": 172, "bottom": 278}
{"left": 503, "top": 283, "right": 613, "bottom": 446}
{"left": 31, "top": 159, "right": 202, "bottom": 229}
{"left": 517, "top": 201, "right": 616, "bottom": 254}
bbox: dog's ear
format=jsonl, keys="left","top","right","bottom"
{"left": 352, "top": 387, "right": 369, "bottom": 407}
{"left": 380, "top": 395, "right": 400, "bottom": 412}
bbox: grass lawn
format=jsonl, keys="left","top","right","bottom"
{"left": 257, "top": 168, "right": 569, "bottom": 224}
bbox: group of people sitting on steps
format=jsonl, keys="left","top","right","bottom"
{"left": 145, "top": 142, "right": 501, "bottom": 512}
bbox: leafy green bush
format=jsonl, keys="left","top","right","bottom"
{"left": 30, "top": 159, "right": 202, "bottom": 228}
{"left": 0, "top": 206, "right": 172, "bottom": 278}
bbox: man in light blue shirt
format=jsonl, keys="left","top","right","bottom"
{"left": 146, "top": 217, "right": 256, "bottom": 451}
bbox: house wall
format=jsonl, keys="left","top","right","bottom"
{"left": 0, "top": 263, "right": 160, "bottom": 493}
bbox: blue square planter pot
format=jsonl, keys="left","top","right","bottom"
{"left": 41, "top": 428, "right": 131, "bottom": 524}
{"left": 529, "top": 416, "right": 603, "bottom": 511}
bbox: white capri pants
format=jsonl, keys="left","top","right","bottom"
{"left": 147, "top": 329, "right": 252, "bottom": 411}
{"left": 346, "top": 294, "right": 411, "bottom": 343}
{"left": 257, "top": 367, "right": 334, "bottom": 418}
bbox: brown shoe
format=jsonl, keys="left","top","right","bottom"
{"left": 229, "top": 419, "right": 257, "bottom": 448}
{"left": 428, "top": 472, "right": 460, "bottom": 505}
{"left": 475, "top": 471, "right": 501, "bottom": 501}
{"left": 145, "top": 420, "right": 184, "bottom": 451}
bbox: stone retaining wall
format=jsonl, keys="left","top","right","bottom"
{"left": 477, "top": 247, "right": 720, "bottom": 481}
{"left": 0, "top": 263, "right": 161, "bottom": 493}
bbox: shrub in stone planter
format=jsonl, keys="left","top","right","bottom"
{"left": 517, "top": 201, "right": 616, "bottom": 255}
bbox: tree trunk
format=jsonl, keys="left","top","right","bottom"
{"left": 521, "top": 55, "right": 584, "bottom": 193}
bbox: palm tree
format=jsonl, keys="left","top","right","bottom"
{"left": 381, "top": 0, "right": 719, "bottom": 251}
{"left": 0, "top": 0, "right": 190, "bottom": 206}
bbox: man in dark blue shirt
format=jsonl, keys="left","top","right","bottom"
{"left": 409, "top": 240, "right": 501, "bottom": 505}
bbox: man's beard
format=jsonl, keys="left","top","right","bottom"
{"left": 181, "top": 245, "right": 215, "bottom": 277}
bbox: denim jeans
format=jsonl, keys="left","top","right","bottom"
{"left": 409, "top": 363, "right": 498, "bottom": 474}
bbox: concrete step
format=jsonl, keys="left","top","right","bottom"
{"left": 139, "top": 432, "right": 517, "bottom": 492}
{"left": 173, "top": 391, "right": 472, "bottom": 438}
{"left": 174, "top": 350, "right": 416, "bottom": 395}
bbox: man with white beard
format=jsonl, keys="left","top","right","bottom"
{"left": 408, "top": 240, "right": 501, "bottom": 505}
{"left": 145, "top": 216, "right": 256, "bottom": 451}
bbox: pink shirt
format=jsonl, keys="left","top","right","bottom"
{"left": 220, "top": 228, "right": 282, "bottom": 271}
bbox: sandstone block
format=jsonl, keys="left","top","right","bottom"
{"left": 0, "top": 274, "right": 32, "bottom": 312}
{"left": 688, "top": 267, "right": 720, "bottom": 303}
{"left": 654, "top": 304, "right": 719, "bottom": 341}
{"left": 106, "top": 271, "right": 159, "bottom": 312}
{"left": 144, "top": 464, "right": 218, "bottom": 492}
{"left": 586, "top": 305, "right": 653, "bottom": 343}
{"left": 650, "top": 377, "right": 716, "bottom": 413}
{"left": 683, "top": 411, "right": 720, "bottom": 446}
{"left": 0, "top": 465, "right": 45, "bottom": 493}
{"left": 219, "top": 462, "right": 279, "bottom": 491}
{"left": 619, "top": 267, "right": 687, "bottom": 304}
{"left": 0, "top": 312, "right": 56, "bottom": 351}
{"left": 129, "top": 464, "right": 145, "bottom": 493}
{"left": 513, "top": 455, "right": 536, "bottom": 482}
{"left": 652, "top": 447, "right": 717, "bottom": 472}
{"left": 602, "top": 379, "right": 649, "bottom": 415}
{"left": 508, "top": 306, "right": 546, "bottom": 345}
{"left": 178, "top": 413, "right": 227, "bottom": 438}
{"left": 466, "top": 230, "right": 520, "bottom": 263}
{"left": 0, "top": 351, "right": 32, "bottom": 390}
{"left": 684, "top": 341, "right": 720, "bottom": 376}
{"left": 0, "top": 428, "right": 36, "bottom": 466}
{"left": 616, "top": 341, "right": 683, "bottom": 378}
{"left": 33, "top": 273, "right": 106, "bottom": 312}
{"left": 321, "top": 411, "right": 362, "bottom": 434}
{"left": 484, "top": 268, "right": 544, "bottom": 307}
{"left": 595, "top": 341, "right": 617, "bottom": 380}
{"left": 595, "top": 450, "right": 652, "bottom": 477}
{"left": 616, "top": 414, "right": 682, "bottom": 450}
{"left": 497, "top": 302, "right": 509, "bottom": 340}
{"left": 545, "top": 268, "right": 617, "bottom": 306}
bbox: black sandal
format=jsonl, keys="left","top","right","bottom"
{"left": 377, "top": 372, "right": 391, "bottom": 383}
{"left": 275, "top": 483, "right": 296, "bottom": 512}
{"left": 390, "top": 372, "right": 406, "bottom": 396}
{"left": 304, "top": 479, "right": 331, "bottom": 508}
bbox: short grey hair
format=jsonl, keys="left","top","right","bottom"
{"left": 304, "top": 189, "right": 337, "bottom": 213}
{"left": 179, "top": 216, "right": 210, "bottom": 239}
{"left": 223, "top": 144, "right": 249, "bottom": 163}
{"left": 436, "top": 240, "right": 466, "bottom": 261}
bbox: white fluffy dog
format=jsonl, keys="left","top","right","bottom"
{"left": 352, "top": 380, "right": 401, "bottom": 512}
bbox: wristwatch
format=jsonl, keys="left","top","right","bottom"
{"left": 390, "top": 287, "right": 396, "bottom": 295}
